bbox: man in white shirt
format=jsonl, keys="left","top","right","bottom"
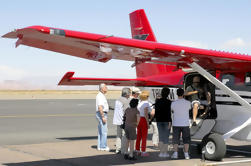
{"left": 171, "top": 88, "right": 191, "bottom": 160}
{"left": 113, "top": 88, "right": 131, "bottom": 154}
{"left": 96, "top": 83, "right": 109, "bottom": 151}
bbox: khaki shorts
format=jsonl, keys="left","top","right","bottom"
{"left": 125, "top": 126, "right": 137, "bottom": 140}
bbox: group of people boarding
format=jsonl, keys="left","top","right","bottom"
{"left": 96, "top": 77, "right": 210, "bottom": 161}
{"left": 113, "top": 87, "right": 192, "bottom": 160}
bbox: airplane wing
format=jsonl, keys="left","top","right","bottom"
{"left": 3, "top": 26, "right": 251, "bottom": 85}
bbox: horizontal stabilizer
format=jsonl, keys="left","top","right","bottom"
{"left": 58, "top": 71, "right": 184, "bottom": 87}
{"left": 58, "top": 72, "right": 148, "bottom": 86}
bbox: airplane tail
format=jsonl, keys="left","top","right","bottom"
{"left": 130, "top": 9, "right": 157, "bottom": 42}
{"left": 129, "top": 9, "right": 176, "bottom": 78}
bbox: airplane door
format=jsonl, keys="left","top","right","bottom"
{"left": 184, "top": 72, "right": 217, "bottom": 119}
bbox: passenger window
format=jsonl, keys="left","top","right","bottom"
{"left": 222, "top": 78, "right": 230, "bottom": 85}
{"left": 245, "top": 72, "right": 251, "bottom": 86}
{"left": 219, "top": 73, "right": 251, "bottom": 91}
{"left": 221, "top": 74, "right": 234, "bottom": 88}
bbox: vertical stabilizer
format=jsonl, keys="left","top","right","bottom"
{"left": 130, "top": 9, "right": 157, "bottom": 42}
{"left": 130, "top": 9, "right": 175, "bottom": 78}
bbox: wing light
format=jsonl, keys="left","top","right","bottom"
{"left": 99, "top": 44, "right": 112, "bottom": 53}
{"left": 49, "top": 28, "right": 65, "bottom": 37}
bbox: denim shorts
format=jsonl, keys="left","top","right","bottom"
{"left": 157, "top": 122, "right": 170, "bottom": 144}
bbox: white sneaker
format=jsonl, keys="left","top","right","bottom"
{"left": 184, "top": 152, "right": 190, "bottom": 159}
{"left": 158, "top": 153, "right": 164, "bottom": 157}
{"left": 171, "top": 152, "right": 178, "bottom": 159}
{"left": 163, "top": 152, "right": 170, "bottom": 158}
{"left": 115, "top": 150, "right": 121, "bottom": 154}
{"left": 101, "top": 147, "right": 110, "bottom": 151}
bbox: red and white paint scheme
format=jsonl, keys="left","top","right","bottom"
{"left": 3, "top": 9, "right": 251, "bottom": 161}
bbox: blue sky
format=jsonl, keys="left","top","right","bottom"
{"left": 1, "top": 0, "right": 251, "bottom": 89}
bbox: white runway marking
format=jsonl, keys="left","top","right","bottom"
{"left": 0, "top": 114, "right": 94, "bottom": 118}
{"left": 203, "top": 159, "right": 251, "bottom": 165}
{"left": 77, "top": 104, "right": 86, "bottom": 106}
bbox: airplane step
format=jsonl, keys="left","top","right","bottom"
{"left": 190, "top": 119, "right": 216, "bottom": 140}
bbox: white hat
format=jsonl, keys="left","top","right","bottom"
{"left": 131, "top": 87, "right": 141, "bottom": 94}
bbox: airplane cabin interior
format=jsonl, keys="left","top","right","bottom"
{"left": 184, "top": 73, "right": 217, "bottom": 119}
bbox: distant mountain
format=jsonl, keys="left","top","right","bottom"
{"left": 0, "top": 80, "right": 124, "bottom": 90}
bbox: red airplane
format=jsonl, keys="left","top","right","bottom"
{"left": 3, "top": 9, "right": 251, "bottom": 161}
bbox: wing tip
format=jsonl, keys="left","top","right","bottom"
{"left": 58, "top": 72, "right": 75, "bottom": 85}
{"left": 2, "top": 31, "right": 18, "bottom": 39}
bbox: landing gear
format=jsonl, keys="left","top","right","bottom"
{"left": 201, "top": 133, "right": 226, "bottom": 161}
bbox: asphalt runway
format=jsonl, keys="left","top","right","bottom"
{"left": 1, "top": 99, "right": 251, "bottom": 165}
{"left": 0, "top": 99, "right": 116, "bottom": 145}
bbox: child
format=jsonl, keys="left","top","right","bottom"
{"left": 124, "top": 99, "right": 140, "bottom": 160}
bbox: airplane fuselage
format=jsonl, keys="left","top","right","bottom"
{"left": 143, "top": 84, "right": 251, "bottom": 142}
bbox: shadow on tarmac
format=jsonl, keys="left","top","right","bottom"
{"left": 57, "top": 134, "right": 155, "bottom": 141}
{"left": 4, "top": 151, "right": 200, "bottom": 166}
{"left": 225, "top": 144, "right": 251, "bottom": 158}
{"left": 4, "top": 143, "right": 251, "bottom": 166}
{"left": 57, "top": 135, "right": 116, "bottom": 141}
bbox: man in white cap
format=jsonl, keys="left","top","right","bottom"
{"left": 113, "top": 88, "right": 131, "bottom": 154}
{"left": 131, "top": 87, "right": 141, "bottom": 99}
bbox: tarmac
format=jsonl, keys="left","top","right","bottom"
{"left": 0, "top": 92, "right": 251, "bottom": 166}
{"left": 0, "top": 138, "right": 204, "bottom": 166}
{"left": 1, "top": 138, "right": 251, "bottom": 166}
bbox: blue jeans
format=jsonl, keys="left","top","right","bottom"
{"left": 96, "top": 112, "right": 108, "bottom": 149}
{"left": 157, "top": 122, "right": 170, "bottom": 144}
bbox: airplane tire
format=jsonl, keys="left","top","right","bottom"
{"left": 201, "top": 133, "right": 226, "bottom": 161}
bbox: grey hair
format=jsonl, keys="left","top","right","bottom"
{"left": 99, "top": 83, "right": 106, "bottom": 91}
{"left": 121, "top": 88, "right": 131, "bottom": 97}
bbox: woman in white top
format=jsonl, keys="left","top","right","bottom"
{"left": 135, "top": 90, "right": 152, "bottom": 156}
